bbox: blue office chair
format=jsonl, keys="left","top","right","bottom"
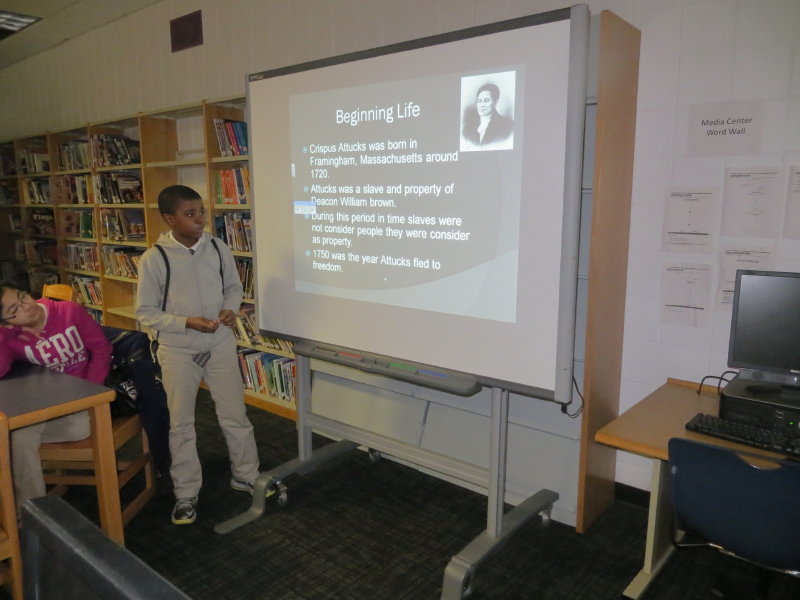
{"left": 668, "top": 438, "right": 800, "bottom": 597}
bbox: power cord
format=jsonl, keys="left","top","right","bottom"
{"left": 697, "top": 370, "right": 738, "bottom": 395}
{"left": 561, "top": 375, "right": 585, "bottom": 418}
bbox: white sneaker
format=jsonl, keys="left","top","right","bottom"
{"left": 171, "top": 496, "right": 197, "bottom": 525}
{"left": 230, "top": 478, "right": 275, "bottom": 497}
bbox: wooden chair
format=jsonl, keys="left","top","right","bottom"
{"left": 39, "top": 282, "right": 156, "bottom": 525}
{"left": 0, "top": 412, "right": 23, "bottom": 600}
{"left": 40, "top": 283, "right": 73, "bottom": 302}
{"left": 39, "top": 414, "right": 156, "bottom": 525}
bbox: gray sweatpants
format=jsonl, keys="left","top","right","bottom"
{"left": 158, "top": 331, "right": 259, "bottom": 498}
{"left": 11, "top": 410, "right": 90, "bottom": 509}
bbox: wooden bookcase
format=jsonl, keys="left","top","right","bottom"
{"left": 0, "top": 141, "right": 23, "bottom": 282}
{"left": 0, "top": 98, "right": 296, "bottom": 419}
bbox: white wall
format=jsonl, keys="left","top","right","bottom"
{"left": 2, "top": 0, "right": 799, "bottom": 493}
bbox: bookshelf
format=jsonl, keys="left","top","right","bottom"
{"left": 0, "top": 140, "right": 23, "bottom": 282}
{"left": 1, "top": 97, "right": 295, "bottom": 418}
{"left": 204, "top": 97, "right": 295, "bottom": 419}
{"left": 15, "top": 134, "right": 59, "bottom": 292}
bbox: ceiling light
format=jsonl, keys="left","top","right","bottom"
{"left": 0, "top": 10, "right": 40, "bottom": 40}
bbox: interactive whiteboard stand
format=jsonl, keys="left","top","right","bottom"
{"left": 215, "top": 342, "right": 558, "bottom": 600}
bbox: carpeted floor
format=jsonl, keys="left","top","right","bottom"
{"left": 25, "top": 391, "right": 800, "bottom": 599}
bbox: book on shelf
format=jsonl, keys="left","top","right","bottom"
{"left": 101, "top": 246, "right": 143, "bottom": 279}
{"left": 23, "top": 240, "right": 57, "bottom": 266}
{"left": 17, "top": 145, "right": 50, "bottom": 174}
{"left": 212, "top": 119, "right": 248, "bottom": 157}
{"left": 95, "top": 171, "right": 142, "bottom": 204}
{"left": 0, "top": 153, "right": 16, "bottom": 176}
{"left": 28, "top": 271, "right": 59, "bottom": 295}
{"left": 216, "top": 166, "right": 250, "bottom": 204}
{"left": 235, "top": 304, "right": 264, "bottom": 346}
{"left": 0, "top": 181, "right": 20, "bottom": 204}
{"left": 28, "top": 208, "right": 56, "bottom": 236}
{"left": 52, "top": 174, "right": 91, "bottom": 204}
{"left": 14, "top": 239, "right": 25, "bottom": 262}
{"left": 70, "top": 275, "right": 103, "bottom": 305}
{"left": 61, "top": 210, "right": 81, "bottom": 236}
{"left": 58, "top": 140, "right": 91, "bottom": 171}
{"left": 66, "top": 243, "right": 99, "bottom": 271}
{"left": 235, "top": 348, "right": 295, "bottom": 400}
{"left": 118, "top": 208, "right": 145, "bottom": 240}
{"left": 8, "top": 213, "right": 21, "bottom": 232}
{"left": 235, "top": 257, "right": 254, "bottom": 297}
{"left": 100, "top": 207, "right": 143, "bottom": 241}
{"left": 100, "top": 208, "right": 122, "bottom": 241}
{"left": 25, "top": 179, "right": 51, "bottom": 204}
{"left": 91, "top": 134, "right": 141, "bottom": 168}
{"left": 84, "top": 307, "right": 103, "bottom": 324}
{"left": 213, "top": 211, "right": 252, "bottom": 252}
{"left": 80, "top": 210, "right": 94, "bottom": 238}
{"left": 0, "top": 259, "right": 21, "bottom": 282}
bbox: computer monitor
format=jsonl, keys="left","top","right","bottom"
{"left": 728, "top": 269, "right": 800, "bottom": 388}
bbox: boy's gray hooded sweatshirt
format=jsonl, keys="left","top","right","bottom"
{"left": 135, "top": 232, "right": 243, "bottom": 354}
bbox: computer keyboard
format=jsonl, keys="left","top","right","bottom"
{"left": 685, "top": 413, "right": 800, "bottom": 457}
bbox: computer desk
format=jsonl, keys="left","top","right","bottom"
{"left": 595, "top": 378, "right": 787, "bottom": 599}
{"left": 0, "top": 363, "right": 124, "bottom": 545}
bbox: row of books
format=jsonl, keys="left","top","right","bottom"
{"left": 0, "top": 181, "right": 19, "bottom": 204}
{"left": 95, "top": 171, "right": 142, "bottom": 204}
{"left": 52, "top": 174, "right": 92, "bottom": 204}
{"left": 58, "top": 140, "right": 91, "bottom": 171}
{"left": 214, "top": 212, "right": 252, "bottom": 252}
{"left": 91, "top": 134, "right": 141, "bottom": 168}
{"left": 236, "top": 257, "right": 254, "bottom": 297}
{"left": 234, "top": 306, "right": 293, "bottom": 353}
{"left": 28, "top": 270, "right": 59, "bottom": 295}
{"left": 215, "top": 166, "right": 250, "bottom": 204}
{"left": 100, "top": 207, "right": 145, "bottom": 242}
{"left": 237, "top": 348, "right": 295, "bottom": 401}
{"left": 62, "top": 209, "right": 95, "bottom": 238}
{"left": 0, "top": 154, "right": 16, "bottom": 177}
{"left": 101, "top": 246, "right": 143, "bottom": 279}
{"left": 65, "top": 242, "right": 100, "bottom": 272}
{"left": 16, "top": 145, "right": 50, "bottom": 174}
{"left": 8, "top": 213, "right": 21, "bottom": 232}
{"left": 19, "top": 239, "right": 57, "bottom": 266}
{"left": 234, "top": 305, "right": 263, "bottom": 346}
{"left": 25, "top": 179, "right": 51, "bottom": 204}
{"left": 70, "top": 275, "right": 103, "bottom": 305}
{"left": 212, "top": 119, "right": 248, "bottom": 157}
{"left": 28, "top": 208, "right": 56, "bottom": 236}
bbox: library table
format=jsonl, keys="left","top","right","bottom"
{"left": 0, "top": 363, "right": 123, "bottom": 545}
{"left": 595, "top": 378, "right": 787, "bottom": 599}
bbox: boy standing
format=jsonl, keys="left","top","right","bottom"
{"left": 135, "top": 184, "right": 260, "bottom": 525}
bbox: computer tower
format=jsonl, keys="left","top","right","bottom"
{"left": 720, "top": 376, "right": 800, "bottom": 434}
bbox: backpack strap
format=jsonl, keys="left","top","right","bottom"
{"left": 153, "top": 244, "right": 170, "bottom": 310}
{"left": 152, "top": 239, "right": 224, "bottom": 314}
{"left": 210, "top": 238, "right": 223, "bottom": 289}
{"left": 152, "top": 244, "right": 170, "bottom": 348}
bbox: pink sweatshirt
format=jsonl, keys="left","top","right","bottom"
{"left": 0, "top": 299, "right": 112, "bottom": 384}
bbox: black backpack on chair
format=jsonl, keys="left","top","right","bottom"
{"left": 102, "top": 326, "right": 171, "bottom": 474}
{"left": 103, "top": 327, "right": 152, "bottom": 417}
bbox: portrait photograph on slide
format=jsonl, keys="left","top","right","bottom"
{"left": 460, "top": 71, "right": 517, "bottom": 152}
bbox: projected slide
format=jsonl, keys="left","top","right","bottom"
{"left": 290, "top": 69, "right": 522, "bottom": 322}
{"left": 248, "top": 7, "right": 586, "bottom": 395}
